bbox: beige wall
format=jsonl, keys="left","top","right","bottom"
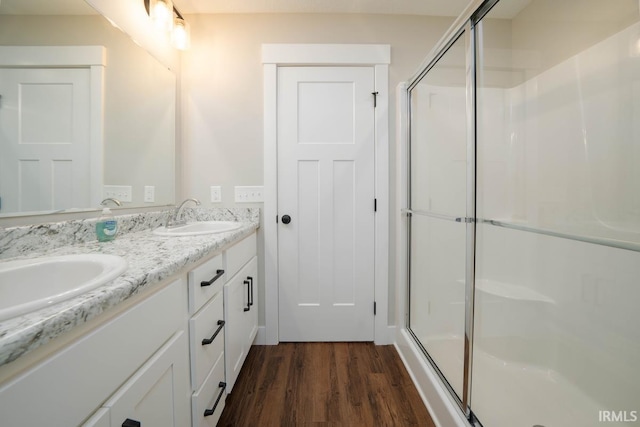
{"left": 508, "top": 0, "right": 638, "bottom": 80}
{"left": 182, "top": 13, "right": 454, "bottom": 200}
{"left": 181, "top": 13, "right": 455, "bottom": 326}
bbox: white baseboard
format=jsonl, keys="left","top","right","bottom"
{"left": 394, "top": 329, "right": 469, "bottom": 427}
{"left": 255, "top": 325, "right": 397, "bottom": 346}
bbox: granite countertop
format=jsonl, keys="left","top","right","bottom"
{"left": 0, "top": 208, "right": 259, "bottom": 367}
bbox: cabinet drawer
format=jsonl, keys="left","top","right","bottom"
{"left": 189, "top": 291, "right": 225, "bottom": 391}
{"left": 192, "top": 351, "right": 226, "bottom": 427}
{"left": 225, "top": 232, "right": 256, "bottom": 279}
{"left": 188, "top": 253, "right": 224, "bottom": 314}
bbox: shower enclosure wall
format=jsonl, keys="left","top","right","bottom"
{"left": 398, "top": 1, "right": 640, "bottom": 426}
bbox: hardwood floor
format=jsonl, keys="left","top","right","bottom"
{"left": 217, "top": 342, "right": 436, "bottom": 427}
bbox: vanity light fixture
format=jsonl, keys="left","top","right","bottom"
{"left": 144, "top": 0, "right": 190, "bottom": 50}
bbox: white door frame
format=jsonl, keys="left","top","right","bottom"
{"left": 0, "top": 46, "right": 106, "bottom": 208}
{"left": 262, "top": 44, "right": 391, "bottom": 345}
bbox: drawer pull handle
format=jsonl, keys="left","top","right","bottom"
{"left": 243, "top": 280, "right": 251, "bottom": 312}
{"left": 247, "top": 276, "right": 254, "bottom": 306}
{"left": 122, "top": 419, "right": 141, "bottom": 427}
{"left": 202, "top": 320, "right": 225, "bottom": 345}
{"left": 204, "top": 381, "right": 227, "bottom": 417}
{"left": 201, "top": 269, "right": 224, "bottom": 287}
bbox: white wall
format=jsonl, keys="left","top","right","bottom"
{"left": 181, "top": 13, "right": 455, "bottom": 326}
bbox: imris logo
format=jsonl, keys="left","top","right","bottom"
{"left": 599, "top": 411, "right": 638, "bottom": 423}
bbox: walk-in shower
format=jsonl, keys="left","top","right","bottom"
{"left": 399, "top": 0, "right": 640, "bottom": 426}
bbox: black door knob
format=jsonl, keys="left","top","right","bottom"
{"left": 122, "top": 419, "right": 141, "bottom": 427}
{"left": 281, "top": 215, "right": 291, "bottom": 224}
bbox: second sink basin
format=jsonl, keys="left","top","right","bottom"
{"left": 0, "top": 254, "right": 128, "bottom": 321}
{"left": 153, "top": 221, "right": 242, "bottom": 236}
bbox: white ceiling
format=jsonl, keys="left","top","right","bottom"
{"left": 174, "top": 0, "right": 532, "bottom": 18}
{"left": 0, "top": 0, "right": 533, "bottom": 19}
{"left": 174, "top": 0, "right": 469, "bottom": 16}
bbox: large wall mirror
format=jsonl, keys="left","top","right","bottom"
{"left": 0, "top": 0, "right": 176, "bottom": 218}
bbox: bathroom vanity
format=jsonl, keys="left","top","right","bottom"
{"left": 0, "top": 208, "right": 259, "bottom": 427}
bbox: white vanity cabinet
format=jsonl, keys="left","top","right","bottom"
{"left": 0, "top": 227, "right": 259, "bottom": 427}
{"left": 0, "top": 278, "right": 190, "bottom": 427}
{"left": 224, "top": 234, "right": 258, "bottom": 393}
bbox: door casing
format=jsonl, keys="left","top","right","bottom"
{"left": 262, "top": 44, "right": 391, "bottom": 345}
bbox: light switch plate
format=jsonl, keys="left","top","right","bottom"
{"left": 210, "top": 186, "right": 222, "bottom": 203}
{"left": 103, "top": 185, "right": 132, "bottom": 202}
{"left": 144, "top": 186, "right": 155, "bottom": 203}
{"left": 235, "top": 186, "right": 264, "bottom": 203}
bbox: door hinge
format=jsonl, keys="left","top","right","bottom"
{"left": 372, "top": 91, "right": 379, "bottom": 108}
{"left": 374, "top": 301, "right": 377, "bottom": 315}
{"left": 374, "top": 198, "right": 377, "bottom": 212}
{"left": 276, "top": 215, "right": 278, "bottom": 223}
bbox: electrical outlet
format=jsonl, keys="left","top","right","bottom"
{"left": 103, "top": 185, "right": 132, "bottom": 202}
{"left": 144, "top": 186, "right": 155, "bottom": 203}
{"left": 210, "top": 186, "right": 222, "bottom": 203}
{"left": 235, "top": 186, "right": 264, "bottom": 203}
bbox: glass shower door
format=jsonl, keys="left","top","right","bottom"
{"left": 407, "top": 31, "right": 471, "bottom": 405}
{"left": 472, "top": 1, "right": 640, "bottom": 426}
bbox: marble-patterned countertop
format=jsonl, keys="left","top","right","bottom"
{"left": 0, "top": 208, "right": 259, "bottom": 367}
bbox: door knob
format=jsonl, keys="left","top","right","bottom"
{"left": 281, "top": 215, "right": 291, "bottom": 224}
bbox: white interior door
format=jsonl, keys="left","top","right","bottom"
{"left": 0, "top": 68, "right": 91, "bottom": 214}
{"left": 277, "top": 66, "right": 376, "bottom": 341}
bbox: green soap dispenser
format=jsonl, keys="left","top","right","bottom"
{"left": 96, "top": 207, "right": 118, "bottom": 242}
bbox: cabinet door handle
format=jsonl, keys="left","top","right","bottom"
{"left": 201, "top": 269, "right": 224, "bottom": 287}
{"left": 203, "top": 381, "right": 227, "bottom": 417}
{"left": 122, "top": 419, "right": 141, "bottom": 427}
{"left": 247, "top": 276, "right": 254, "bottom": 306}
{"left": 202, "top": 320, "right": 225, "bottom": 345}
{"left": 243, "top": 280, "right": 251, "bottom": 312}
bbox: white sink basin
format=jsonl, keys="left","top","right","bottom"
{"left": 0, "top": 254, "right": 128, "bottom": 321}
{"left": 153, "top": 221, "right": 242, "bottom": 236}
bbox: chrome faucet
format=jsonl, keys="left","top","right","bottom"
{"left": 167, "top": 198, "right": 200, "bottom": 228}
{"left": 100, "top": 198, "right": 122, "bottom": 207}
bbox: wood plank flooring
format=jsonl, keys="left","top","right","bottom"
{"left": 217, "top": 342, "right": 436, "bottom": 427}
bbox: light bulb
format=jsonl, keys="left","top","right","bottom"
{"left": 172, "top": 17, "right": 190, "bottom": 50}
{"left": 150, "top": 0, "right": 173, "bottom": 32}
